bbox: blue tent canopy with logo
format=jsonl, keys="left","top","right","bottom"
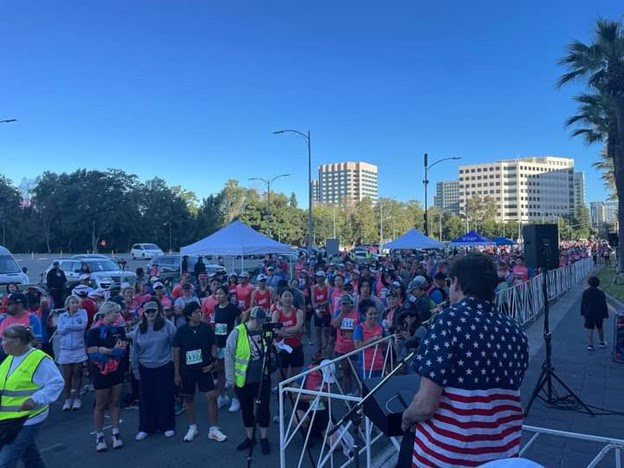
{"left": 449, "top": 230, "right": 496, "bottom": 247}
{"left": 493, "top": 236, "right": 516, "bottom": 246}
{"left": 384, "top": 228, "right": 444, "bottom": 250}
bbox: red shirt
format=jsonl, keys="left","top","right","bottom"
{"left": 253, "top": 288, "right": 272, "bottom": 309}
{"left": 201, "top": 295, "right": 218, "bottom": 324}
{"left": 236, "top": 283, "right": 254, "bottom": 311}
{"left": 313, "top": 285, "right": 329, "bottom": 315}
{"left": 277, "top": 307, "right": 302, "bottom": 348}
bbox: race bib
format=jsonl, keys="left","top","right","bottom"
{"left": 210, "top": 313, "right": 215, "bottom": 324}
{"left": 341, "top": 318, "right": 355, "bottom": 330}
{"left": 238, "top": 300, "right": 246, "bottom": 309}
{"left": 185, "top": 349, "right": 202, "bottom": 366}
{"left": 215, "top": 323, "right": 228, "bottom": 336}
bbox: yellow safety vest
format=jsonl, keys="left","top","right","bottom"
{"left": 234, "top": 324, "right": 251, "bottom": 388}
{"left": 0, "top": 349, "right": 49, "bottom": 421}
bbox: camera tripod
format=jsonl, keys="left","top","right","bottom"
{"left": 246, "top": 326, "right": 317, "bottom": 468}
{"left": 524, "top": 269, "right": 594, "bottom": 416}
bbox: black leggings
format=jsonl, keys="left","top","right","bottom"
{"left": 235, "top": 380, "right": 271, "bottom": 429}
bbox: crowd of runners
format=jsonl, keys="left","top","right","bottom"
{"left": 0, "top": 238, "right": 612, "bottom": 459}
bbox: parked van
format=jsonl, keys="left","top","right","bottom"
{"left": 0, "top": 246, "right": 29, "bottom": 286}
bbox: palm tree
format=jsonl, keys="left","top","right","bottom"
{"left": 559, "top": 18, "right": 624, "bottom": 269}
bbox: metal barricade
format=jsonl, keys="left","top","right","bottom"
{"left": 495, "top": 257, "right": 593, "bottom": 325}
{"left": 521, "top": 425, "right": 624, "bottom": 468}
{"left": 278, "top": 335, "right": 396, "bottom": 468}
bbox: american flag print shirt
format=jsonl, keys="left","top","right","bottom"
{"left": 412, "top": 296, "right": 529, "bottom": 467}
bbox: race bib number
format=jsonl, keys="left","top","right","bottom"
{"left": 238, "top": 300, "right": 246, "bottom": 309}
{"left": 210, "top": 313, "right": 215, "bottom": 324}
{"left": 185, "top": 349, "right": 202, "bottom": 366}
{"left": 341, "top": 318, "right": 355, "bottom": 330}
{"left": 215, "top": 323, "right": 228, "bottom": 336}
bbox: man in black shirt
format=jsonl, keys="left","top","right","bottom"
{"left": 46, "top": 261, "right": 67, "bottom": 309}
{"left": 173, "top": 302, "right": 227, "bottom": 443}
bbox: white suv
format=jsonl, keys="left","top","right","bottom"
{"left": 131, "top": 243, "right": 164, "bottom": 260}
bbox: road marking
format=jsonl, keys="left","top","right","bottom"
{"left": 89, "top": 418, "right": 123, "bottom": 435}
{"left": 40, "top": 443, "right": 64, "bottom": 453}
{"left": 38, "top": 258, "right": 49, "bottom": 261}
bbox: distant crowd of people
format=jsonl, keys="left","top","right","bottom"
{"left": 0, "top": 238, "right": 611, "bottom": 467}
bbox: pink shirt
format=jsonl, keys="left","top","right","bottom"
{"left": 0, "top": 313, "right": 31, "bottom": 335}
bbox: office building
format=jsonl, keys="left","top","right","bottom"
{"left": 318, "top": 161, "right": 378, "bottom": 205}
{"left": 573, "top": 172, "right": 586, "bottom": 210}
{"left": 311, "top": 179, "right": 320, "bottom": 204}
{"left": 590, "top": 201, "right": 618, "bottom": 226}
{"left": 458, "top": 156, "right": 574, "bottom": 222}
{"left": 435, "top": 180, "right": 460, "bottom": 214}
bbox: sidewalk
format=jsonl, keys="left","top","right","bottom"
{"left": 519, "top": 274, "right": 624, "bottom": 467}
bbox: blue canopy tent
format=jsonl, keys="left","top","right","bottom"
{"left": 493, "top": 236, "right": 516, "bottom": 246}
{"left": 449, "top": 230, "right": 496, "bottom": 247}
{"left": 384, "top": 228, "right": 444, "bottom": 250}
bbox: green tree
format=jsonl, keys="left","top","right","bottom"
{"left": 559, "top": 18, "right": 624, "bottom": 267}
{"left": 0, "top": 176, "right": 22, "bottom": 249}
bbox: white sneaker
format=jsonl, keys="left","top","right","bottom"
{"left": 62, "top": 399, "right": 72, "bottom": 411}
{"left": 96, "top": 436, "right": 107, "bottom": 452}
{"left": 135, "top": 431, "right": 148, "bottom": 441}
{"left": 599, "top": 341, "right": 608, "bottom": 348}
{"left": 164, "top": 430, "right": 175, "bottom": 438}
{"left": 112, "top": 433, "right": 123, "bottom": 449}
{"left": 208, "top": 426, "right": 227, "bottom": 442}
{"left": 228, "top": 398, "right": 240, "bottom": 413}
{"left": 184, "top": 426, "right": 199, "bottom": 442}
{"left": 217, "top": 395, "right": 230, "bottom": 409}
{"left": 72, "top": 399, "right": 82, "bottom": 410}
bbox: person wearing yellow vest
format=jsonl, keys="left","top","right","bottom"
{"left": 0, "top": 324, "right": 63, "bottom": 468}
{"left": 224, "top": 306, "right": 272, "bottom": 455}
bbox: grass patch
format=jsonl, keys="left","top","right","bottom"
{"left": 597, "top": 267, "right": 624, "bottom": 303}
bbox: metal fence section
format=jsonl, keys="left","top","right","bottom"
{"left": 278, "top": 335, "right": 396, "bottom": 468}
{"left": 496, "top": 257, "right": 593, "bottom": 325}
{"left": 521, "top": 425, "right": 624, "bottom": 468}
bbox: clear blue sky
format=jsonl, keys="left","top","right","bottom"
{"left": 1, "top": 1, "right": 622, "bottom": 207}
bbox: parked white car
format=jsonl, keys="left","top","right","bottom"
{"left": 130, "top": 243, "right": 164, "bottom": 259}
{"left": 0, "top": 246, "right": 29, "bottom": 286}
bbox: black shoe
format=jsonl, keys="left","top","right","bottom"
{"left": 260, "top": 438, "right": 271, "bottom": 455}
{"left": 236, "top": 437, "right": 255, "bottom": 451}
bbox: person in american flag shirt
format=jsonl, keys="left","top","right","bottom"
{"left": 400, "top": 253, "right": 529, "bottom": 468}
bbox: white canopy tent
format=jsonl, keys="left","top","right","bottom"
{"left": 384, "top": 228, "right": 444, "bottom": 250}
{"left": 180, "top": 220, "right": 293, "bottom": 257}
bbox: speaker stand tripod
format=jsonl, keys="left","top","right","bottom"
{"left": 524, "top": 269, "right": 595, "bottom": 417}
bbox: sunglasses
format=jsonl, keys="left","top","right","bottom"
{"left": 144, "top": 309, "right": 158, "bottom": 314}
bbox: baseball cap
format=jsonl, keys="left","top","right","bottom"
{"left": 240, "top": 271, "right": 250, "bottom": 278}
{"left": 267, "top": 265, "right": 275, "bottom": 271}
{"left": 143, "top": 301, "right": 159, "bottom": 312}
{"left": 149, "top": 276, "right": 159, "bottom": 283}
{"left": 7, "top": 293, "right": 27, "bottom": 307}
{"left": 53, "top": 260, "right": 59, "bottom": 266}
{"left": 79, "top": 273, "right": 91, "bottom": 281}
{"left": 72, "top": 285, "right": 91, "bottom": 296}
{"left": 315, "top": 270, "right": 326, "bottom": 277}
{"left": 257, "top": 274, "right": 267, "bottom": 282}
{"left": 434, "top": 272, "right": 448, "bottom": 281}
{"left": 340, "top": 294, "right": 353, "bottom": 305}
{"left": 228, "top": 272, "right": 238, "bottom": 278}
{"left": 391, "top": 280, "right": 401, "bottom": 287}
{"left": 250, "top": 306, "right": 268, "bottom": 321}
{"left": 153, "top": 281, "right": 164, "bottom": 289}
{"left": 408, "top": 276, "right": 427, "bottom": 291}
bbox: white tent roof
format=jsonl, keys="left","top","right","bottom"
{"left": 180, "top": 220, "right": 293, "bottom": 256}
{"left": 384, "top": 228, "right": 444, "bottom": 250}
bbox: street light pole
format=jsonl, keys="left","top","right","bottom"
{"left": 273, "top": 129, "right": 313, "bottom": 247}
{"left": 249, "top": 174, "right": 290, "bottom": 237}
{"left": 423, "top": 154, "right": 461, "bottom": 236}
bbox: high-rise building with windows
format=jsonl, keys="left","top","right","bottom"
{"left": 573, "top": 172, "right": 586, "bottom": 210}
{"left": 318, "top": 161, "right": 378, "bottom": 205}
{"left": 435, "top": 180, "right": 460, "bottom": 214}
{"left": 590, "top": 201, "right": 618, "bottom": 226}
{"left": 311, "top": 179, "right": 320, "bottom": 204}
{"left": 458, "top": 156, "right": 574, "bottom": 222}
